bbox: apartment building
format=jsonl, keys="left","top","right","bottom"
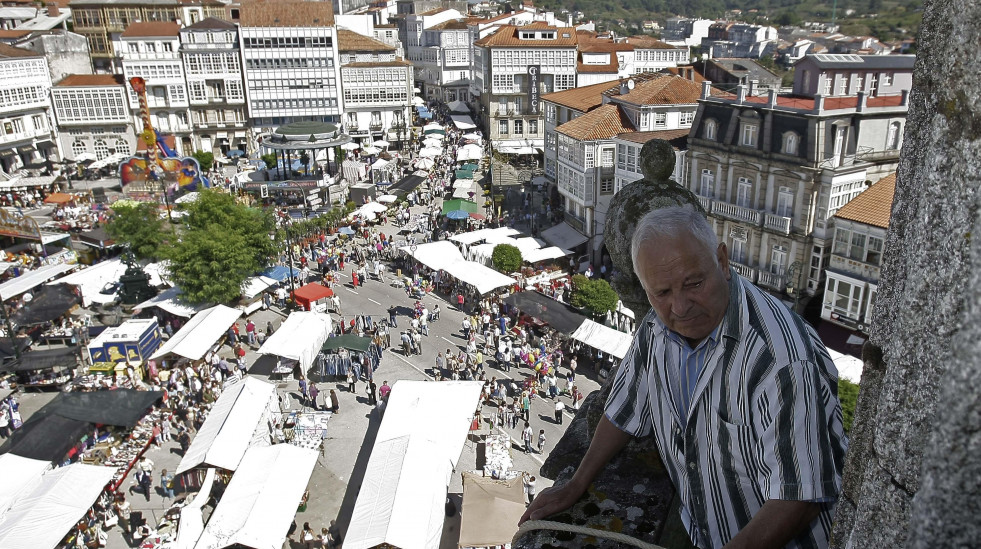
{"left": 51, "top": 74, "right": 136, "bottom": 161}
{"left": 662, "top": 17, "right": 713, "bottom": 47}
{"left": 685, "top": 53, "right": 914, "bottom": 302}
{"left": 70, "top": 0, "right": 228, "bottom": 72}
{"left": 473, "top": 22, "right": 578, "bottom": 155}
{"left": 116, "top": 22, "right": 192, "bottom": 155}
{"left": 624, "top": 35, "right": 689, "bottom": 74}
{"left": 336, "top": 28, "right": 413, "bottom": 145}
{"left": 398, "top": 7, "right": 464, "bottom": 101}
{"left": 540, "top": 73, "right": 703, "bottom": 261}
{"left": 0, "top": 44, "right": 59, "bottom": 174}
{"left": 239, "top": 0, "right": 342, "bottom": 133}
{"left": 179, "top": 18, "right": 248, "bottom": 155}
{"left": 822, "top": 172, "right": 895, "bottom": 333}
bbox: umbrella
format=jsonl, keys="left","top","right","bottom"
{"left": 412, "top": 96, "right": 425, "bottom": 106}
{"left": 423, "top": 123, "right": 444, "bottom": 131}
{"left": 469, "top": 212, "right": 486, "bottom": 220}
{"left": 342, "top": 142, "right": 360, "bottom": 151}
{"left": 414, "top": 158, "right": 435, "bottom": 170}
{"left": 418, "top": 111, "right": 432, "bottom": 119}
{"left": 446, "top": 210, "right": 469, "bottom": 220}
{"left": 413, "top": 87, "right": 422, "bottom": 93}
{"left": 361, "top": 202, "right": 387, "bottom": 214}
{"left": 74, "top": 152, "right": 97, "bottom": 162}
{"left": 419, "top": 147, "right": 441, "bottom": 158}
{"left": 373, "top": 140, "right": 390, "bottom": 148}
{"left": 377, "top": 194, "right": 398, "bottom": 204}
{"left": 461, "top": 133, "right": 482, "bottom": 141}
{"left": 362, "top": 146, "right": 382, "bottom": 155}
{"left": 338, "top": 226, "right": 356, "bottom": 235}
{"left": 227, "top": 149, "right": 246, "bottom": 157}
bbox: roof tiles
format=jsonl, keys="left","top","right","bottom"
{"left": 120, "top": 21, "right": 180, "bottom": 38}
{"left": 834, "top": 172, "right": 896, "bottom": 229}
{"left": 556, "top": 104, "right": 634, "bottom": 141}
{"left": 473, "top": 23, "right": 577, "bottom": 48}
{"left": 239, "top": 0, "right": 334, "bottom": 27}
{"left": 55, "top": 74, "right": 125, "bottom": 87}
{"left": 337, "top": 29, "right": 395, "bottom": 52}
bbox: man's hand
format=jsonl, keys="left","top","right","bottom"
{"left": 518, "top": 480, "right": 587, "bottom": 525}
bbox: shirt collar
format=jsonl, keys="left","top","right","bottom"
{"left": 646, "top": 267, "right": 746, "bottom": 344}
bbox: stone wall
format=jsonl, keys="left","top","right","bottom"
{"left": 832, "top": 1, "right": 981, "bottom": 547}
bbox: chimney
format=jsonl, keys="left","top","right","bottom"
{"left": 901, "top": 88, "right": 910, "bottom": 106}
{"left": 768, "top": 88, "right": 778, "bottom": 108}
{"left": 856, "top": 90, "right": 867, "bottom": 112}
{"left": 736, "top": 83, "right": 747, "bottom": 102}
{"left": 46, "top": 3, "right": 59, "bottom": 17}
{"left": 748, "top": 79, "right": 758, "bottom": 96}
{"left": 701, "top": 80, "right": 713, "bottom": 99}
{"left": 813, "top": 93, "right": 824, "bottom": 113}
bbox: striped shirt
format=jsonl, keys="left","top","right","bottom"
{"left": 606, "top": 270, "right": 848, "bottom": 549}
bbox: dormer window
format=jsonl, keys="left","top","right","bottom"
{"left": 782, "top": 132, "right": 799, "bottom": 155}
{"left": 519, "top": 31, "right": 535, "bottom": 39}
{"left": 704, "top": 119, "right": 717, "bottom": 141}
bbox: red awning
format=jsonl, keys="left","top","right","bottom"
{"left": 43, "top": 193, "right": 74, "bottom": 204}
{"left": 292, "top": 283, "right": 334, "bottom": 303}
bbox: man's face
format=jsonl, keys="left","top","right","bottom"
{"left": 636, "top": 232, "right": 731, "bottom": 344}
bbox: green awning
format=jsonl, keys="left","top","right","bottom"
{"left": 322, "top": 334, "right": 372, "bottom": 353}
{"left": 460, "top": 163, "right": 478, "bottom": 172}
{"left": 424, "top": 129, "right": 446, "bottom": 136}
{"left": 441, "top": 199, "right": 478, "bottom": 215}
{"left": 454, "top": 170, "right": 474, "bottom": 180}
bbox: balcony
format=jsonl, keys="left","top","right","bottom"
{"left": 730, "top": 260, "right": 757, "bottom": 283}
{"left": 369, "top": 122, "right": 383, "bottom": 131}
{"left": 697, "top": 195, "right": 713, "bottom": 212}
{"left": 564, "top": 212, "right": 587, "bottom": 235}
{"left": 818, "top": 145, "right": 874, "bottom": 169}
{"left": 712, "top": 201, "right": 762, "bottom": 225}
{"left": 764, "top": 213, "right": 792, "bottom": 235}
{"left": 757, "top": 270, "right": 785, "bottom": 290}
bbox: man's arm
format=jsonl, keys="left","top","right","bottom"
{"left": 518, "top": 414, "right": 632, "bottom": 525}
{"left": 723, "top": 500, "right": 823, "bottom": 549}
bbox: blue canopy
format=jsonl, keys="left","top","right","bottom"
{"left": 338, "top": 226, "right": 356, "bottom": 235}
{"left": 261, "top": 265, "right": 299, "bottom": 282}
{"left": 446, "top": 209, "right": 470, "bottom": 220}
{"left": 418, "top": 111, "right": 433, "bottom": 119}
{"left": 416, "top": 106, "right": 430, "bottom": 113}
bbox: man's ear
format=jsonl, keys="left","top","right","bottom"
{"left": 717, "top": 243, "right": 730, "bottom": 280}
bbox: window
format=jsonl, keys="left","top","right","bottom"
{"left": 826, "top": 278, "right": 863, "bottom": 317}
{"left": 837, "top": 75, "right": 847, "bottom": 95}
{"left": 499, "top": 120, "right": 509, "bottom": 134}
{"left": 867, "top": 236, "right": 883, "bottom": 265}
{"left": 741, "top": 123, "right": 758, "bottom": 147}
{"left": 600, "top": 178, "right": 614, "bottom": 194}
{"left": 546, "top": 104, "right": 556, "bottom": 122}
{"left": 699, "top": 169, "right": 714, "bottom": 197}
{"left": 680, "top": 111, "right": 694, "bottom": 126}
{"left": 849, "top": 232, "right": 867, "bottom": 261}
{"left": 600, "top": 147, "right": 614, "bottom": 167}
{"left": 869, "top": 74, "right": 878, "bottom": 97}
{"left": 736, "top": 177, "right": 752, "bottom": 208}
{"left": 770, "top": 246, "right": 787, "bottom": 275}
{"left": 887, "top": 121, "right": 902, "bottom": 149}
{"left": 731, "top": 238, "right": 747, "bottom": 264}
{"left": 529, "top": 119, "right": 538, "bottom": 134}
{"left": 93, "top": 139, "right": 109, "bottom": 160}
{"left": 882, "top": 72, "right": 893, "bottom": 86}
{"left": 833, "top": 228, "right": 851, "bottom": 255}
{"left": 823, "top": 76, "right": 832, "bottom": 96}
{"left": 71, "top": 141, "right": 86, "bottom": 158}
{"left": 654, "top": 112, "right": 666, "bottom": 128}
{"left": 513, "top": 119, "right": 523, "bottom": 135}
{"left": 703, "top": 119, "right": 717, "bottom": 140}
{"left": 782, "top": 132, "right": 799, "bottom": 155}
{"left": 776, "top": 187, "right": 794, "bottom": 217}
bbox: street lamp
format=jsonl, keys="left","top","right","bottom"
{"left": 785, "top": 260, "right": 806, "bottom": 314}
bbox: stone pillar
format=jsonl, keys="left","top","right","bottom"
{"left": 831, "top": 2, "right": 981, "bottom": 547}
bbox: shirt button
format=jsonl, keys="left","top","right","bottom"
{"left": 688, "top": 462, "right": 696, "bottom": 470}
{"left": 675, "top": 427, "right": 681, "bottom": 435}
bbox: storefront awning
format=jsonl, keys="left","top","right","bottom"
{"left": 540, "top": 222, "right": 588, "bottom": 251}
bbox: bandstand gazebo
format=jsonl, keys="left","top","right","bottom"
{"left": 259, "top": 121, "right": 352, "bottom": 179}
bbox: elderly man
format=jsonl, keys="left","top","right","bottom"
{"left": 521, "top": 205, "right": 847, "bottom": 549}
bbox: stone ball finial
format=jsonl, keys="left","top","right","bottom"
{"left": 604, "top": 139, "right": 706, "bottom": 320}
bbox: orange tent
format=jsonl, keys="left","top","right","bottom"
{"left": 43, "top": 193, "right": 74, "bottom": 205}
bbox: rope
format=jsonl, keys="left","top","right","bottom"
{"left": 512, "top": 519, "right": 667, "bottom": 549}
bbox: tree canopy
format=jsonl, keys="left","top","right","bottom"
{"left": 492, "top": 244, "right": 522, "bottom": 274}
{"left": 165, "top": 190, "right": 277, "bottom": 304}
{"left": 105, "top": 201, "right": 169, "bottom": 261}
{"left": 570, "top": 274, "right": 619, "bottom": 317}
{"left": 192, "top": 150, "right": 214, "bottom": 173}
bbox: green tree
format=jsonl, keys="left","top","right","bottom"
{"left": 569, "top": 274, "right": 619, "bottom": 316}
{"left": 192, "top": 150, "right": 214, "bottom": 172}
{"left": 105, "top": 201, "right": 169, "bottom": 261}
{"left": 839, "top": 378, "right": 860, "bottom": 433}
{"left": 261, "top": 153, "right": 277, "bottom": 170}
{"left": 491, "top": 243, "right": 522, "bottom": 274}
{"left": 165, "top": 189, "right": 277, "bottom": 304}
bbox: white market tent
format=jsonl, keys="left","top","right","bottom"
{"left": 828, "top": 348, "right": 864, "bottom": 383}
{"left": 135, "top": 286, "right": 206, "bottom": 318}
{"left": 143, "top": 261, "right": 173, "bottom": 287}
{"left": 360, "top": 201, "right": 388, "bottom": 215}
{"left": 150, "top": 305, "right": 242, "bottom": 361}
{"left": 194, "top": 445, "right": 319, "bottom": 549}
{"left": 458, "top": 472, "right": 526, "bottom": 548}
{"left": 176, "top": 377, "right": 279, "bottom": 475}
{"left": 456, "top": 144, "right": 482, "bottom": 162}
{"left": 419, "top": 146, "right": 442, "bottom": 158}
{"left": 0, "top": 455, "right": 50, "bottom": 521}
{"left": 449, "top": 227, "right": 520, "bottom": 246}
{"left": 0, "top": 262, "right": 77, "bottom": 302}
{"left": 0, "top": 463, "right": 116, "bottom": 549}
{"left": 345, "top": 381, "right": 483, "bottom": 549}
{"left": 173, "top": 468, "right": 216, "bottom": 549}
{"left": 447, "top": 100, "right": 470, "bottom": 113}
{"left": 47, "top": 259, "right": 127, "bottom": 306}
{"left": 241, "top": 275, "right": 278, "bottom": 301}
{"left": 400, "top": 241, "right": 515, "bottom": 295}
{"left": 450, "top": 114, "right": 477, "bottom": 130}
{"left": 452, "top": 184, "right": 477, "bottom": 199}
{"left": 523, "top": 246, "right": 570, "bottom": 263}
{"left": 257, "top": 311, "right": 331, "bottom": 371}
{"left": 570, "top": 319, "right": 634, "bottom": 360}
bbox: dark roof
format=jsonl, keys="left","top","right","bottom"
{"left": 55, "top": 74, "right": 124, "bottom": 87}
{"left": 803, "top": 53, "right": 915, "bottom": 70}
{"left": 0, "top": 43, "right": 40, "bottom": 59}
{"left": 10, "top": 285, "right": 80, "bottom": 327}
{"left": 0, "top": 346, "right": 79, "bottom": 373}
{"left": 120, "top": 21, "right": 180, "bottom": 38}
{"left": 708, "top": 57, "right": 780, "bottom": 80}
{"left": 615, "top": 129, "right": 690, "bottom": 150}
{"left": 503, "top": 291, "right": 588, "bottom": 334}
{"left": 322, "top": 334, "right": 372, "bottom": 352}
{"left": 183, "top": 17, "right": 236, "bottom": 31}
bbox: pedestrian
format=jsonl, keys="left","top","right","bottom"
{"left": 329, "top": 389, "right": 339, "bottom": 413}
{"left": 457, "top": 292, "right": 464, "bottom": 309}
{"left": 114, "top": 494, "right": 132, "bottom": 536}
{"left": 388, "top": 305, "right": 398, "bottom": 327}
{"left": 537, "top": 429, "right": 546, "bottom": 453}
{"left": 298, "top": 376, "right": 308, "bottom": 406}
{"left": 309, "top": 382, "right": 320, "bottom": 411}
{"left": 367, "top": 380, "right": 378, "bottom": 405}
{"left": 554, "top": 400, "right": 565, "bottom": 424}
{"left": 527, "top": 475, "right": 537, "bottom": 504}
{"left": 352, "top": 269, "right": 359, "bottom": 287}
{"left": 302, "top": 522, "right": 316, "bottom": 549}
{"left": 178, "top": 427, "right": 191, "bottom": 455}
{"left": 246, "top": 319, "right": 256, "bottom": 345}
{"left": 347, "top": 369, "right": 357, "bottom": 393}
{"left": 379, "top": 380, "right": 392, "bottom": 402}
{"left": 522, "top": 422, "right": 533, "bottom": 453}
{"left": 160, "top": 468, "right": 175, "bottom": 500}
{"left": 266, "top": 320, "right": 274, "bottom": 337}
{"left": 136, "top": 456, "right": 153, "bottom": 501}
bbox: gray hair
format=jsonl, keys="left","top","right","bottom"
{"left": 630, "top": 205, "right": 719, "bottom": 284}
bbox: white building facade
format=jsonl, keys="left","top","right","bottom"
{"left": 51, "top": 74, "right": 136, "bottom": 161}
{"left": 0, "top": 44, "right": 59, "bottom": 174}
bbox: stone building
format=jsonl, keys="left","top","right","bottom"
{"left": 50, "top": 74, "right": 136, "bottom": 162}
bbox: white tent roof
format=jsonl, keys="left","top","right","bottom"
{"left": 194, "top": 445, "right": 319, "bottom": 549}
{"left": 827, "top": 348, "right": 863, "bottom": 383}
{"left": 450, "top": 227, "right": 520, "bottom": 246}
{"left": 360, "top": 201, "right": 388, "bottom": 215}
{"left": 241, "top": 275, "right": 278, "bottom": 301}
{"left": 47, "top": 259, "right": 127, "bottom": 307}
{"left": 150, "top": 305, "right": 241, "bottom": 361}
{"left": 570, "top": 319, "right": 634, "bottom": 360}
{"left": 0, "top": 463, "right": 115, "bottom": 549}
{"left": 173, "top": 468, "right": 216, "bottom": 549}
{"left": 176, "top": 377, "right": 278, "bottom": 475}
{"left": 0, "top": 455, "right": 50, "bottom": 521}
{"left": 346, "top": 381, "right": 482, "bottom": 549}
{"left": 458, "top": 473, "right": 526, "bottom": 547}
{"left": 452, "top": 185, "right": 477, "bottom": 199}
{"left": 447, "top": 100, "right": 469, "bottom": 113}
{"left": 450, "top": 115, "right": 477, "bottom": 130}
{"left": 135, "top": 286, "right": 206, "bottom": 318}
{"left": 524, "top": 246, "right": 570, "bottom": 263}
{"left": 400, "top": 241, "right": 515, "bottom": 295}
{"left": 456, "top": 144, "right": 482, "bottom": 162}
{"left": 0, "top": 263, "right": 77, "bottom": 301}
{"left": 257, "top": 311, "right": 331, "bottom": 370}
{"left": 143, "top": 261, "right": 172, "bottom": 287}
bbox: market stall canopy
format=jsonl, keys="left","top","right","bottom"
{"left": 440, "top": 199, "right": 478, "bottom": 215}
{"left": 0, "top": 263, "right": 77, "bottom": 302}
{"left": 10, "top": 284, "right": 80, "bottom": 327}
{"left": 447, "top": 100, "right": 469, "bottom": 113}
{"left": 150, "top": 305, "right": 242, "bottom": 361}
{"left": 458, "top": 473, "right": 525, "bottom": 548}
{"left": 322, "top": 334, "right": 372, "bottom": 353}
{"left": 570, "top": 319, "right": 634, "bottom": 360}
{"left": 0, "top": 463, "right": 116, "bottom": 549}
{"left": 193, "top": 445, "right": 319, "bottom": 549}
{"left": 42, "top": 192, "right": 74, "bottom": 205}
{"left": 0, "top": 414, "right": 89, "bottom": 462}
{"left": 418, "top": 146, "right": 441, "bottom": 158}
{"left": 76, "top": 227, "right": 116, "bottom": 249}
{"left": 258, "top": 311, "right": 332, "bottom": 370}
{"left": 0, "top": 338, "right": 30, "bottom": 363}
{"left": 0, "top": 346, "right": 79, "bottom": 373}
{"left": 540, "top": 221, "right": 589, "bottom": 251}
{"left": 523, "top": 246, "right": 570, "bottom": 264}
{"left": 134, "top": 286, "right": 206, "bottom": 318}
{"left": 503, "top": 291, "right": 588, "bottom": 334}
{"left": 449, "top": 227, "right": 520, "bottom": 246}
{"left": 456, "top": 144, "right": 482, "bottom": 163}
{"left": 173, "top": 468, "right": 215, "bottom": 549}
{"left": 449, "top": 115, "right": 477, "bottom": 130}
{"left": 460, "top": 133, "right": 482, "bottom": 141}
{"left": 176, "top": 377, "right": 278, "bottom": 475}
{"left": 292, "top": 283, "right": 334, "bottom": 303}
{"left": 260, "top": 265, "right": 300, "bottom": 283}
{"left": 240, "top": 275, "right": 278, "bottom": 301}
{"left": 400, "top": 241, "right": 515, "bottom": 295}
{"left": 0, "top": 454, "right": 50, "bottom": 521}
{"left": 143, "top": 261, "right": 172, "bottom": 287}
{"left": 345, "top": 381, "right": 482, "bottom": 549}
{"left": 48, "top": 258, "right": 127, "bottom": 307}
{"left": 390, "top": 173, "right": 426, "bottom": 196}
{"left": 454, "top": 169, "right": 474, "bottom": 180}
